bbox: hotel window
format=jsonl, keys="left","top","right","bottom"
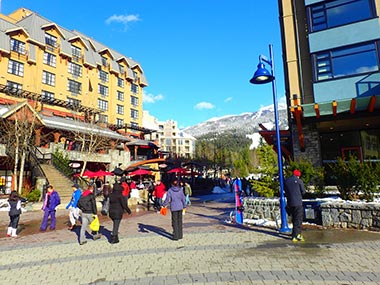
{"left": 67, "top": 97, "right": 81, "bottom": 108}
{"left": 117, "top": 104, "right": 124, "bottom": 115}
{"left": 308, "top": 0, "right": 376, "bottom": 33}
{"left": 313, "top": 41, "right": 380, "bottom": 81}
{"left": 68, "top": 62, "right": 82, "bottom": 77}
{"left": 98, "top": 99, "right": 108, "bottom": 111}
{"left": 98, "top": 84, "right": 109, "bottom": 97}
{"left": 131, "top": 83, "right": 139, "bottom": 93}
{"left": 45, "top": 33, "right": 57, "bottom": 47}
{"left": 8, "top": 60, "right": 24, "bottom": 76}
{"left": 117, "top": 118, "right": 124, "bottom": 127}
{"left": 101, "top": 56, "right": 108, "bottom": 67}
{"left": 6, "top": 81, "right": 22, "bottom": 93}
{"left": 117, "top": 91, "right": 124, "bottom": 101}
{"left": 119, "top": 64, "right": 125, "bottom": 74}
{"left": 10, "top": 39, "right": 26, "bottom": 54}
{"left": 41, "top": 90, "right": 54, "bottom": 102}
{"left": 42, "top": 71, "right": 56, "bottom": 86}
{"left": 131, "top": 96, "right": 139, "bottom": 106}
{"left": 67, "top": 79, "right": 81, "bottom": 95}
{"left": 117, "top": 77, "right": 124, "bottom": 88}
{"left": 71, "top": 45, "right": 81, "bottom": 61}
{"left": 131, "top": 122, "right": 139, "bottom": 129}
{"left": 43, "top": 52, "right": 56, "bottom": 67}
{"left": 99, "top": 70, "right": 109, "bottom": 82}
{"left": 131, "top": 109, "right": 139, "bottom": 119}
{"left": 99, "top": 114, "right": 108, "bottom": 124}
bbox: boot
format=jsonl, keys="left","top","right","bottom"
{"left": 111, "top": 235, "right": 119, "bottom": 244}
{"left": 11, "top": 228, "right": 17, "bottom": 238}
{"left": 7, "top": 227, "right": 12, "bottom": 237}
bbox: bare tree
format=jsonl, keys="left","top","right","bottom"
{"left": 0, "top": 100, "right": 43, "bottom": 194}
{"left": 69, "top": 110, "right": 119, "bottom": 175}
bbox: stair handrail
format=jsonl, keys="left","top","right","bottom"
{"left": 29, "top": 148, "right": 50, "bottom": 185}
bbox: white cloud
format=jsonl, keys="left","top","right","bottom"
{"left": 143, "top": 92, "right": 164, "bottom": 103}
{"left": 194, "top": 102, "right": 215, "bottom": 110}
{"left": 105, "top": 14, "right": 141, "bottom": 27}
{"left": 224, "top": 97, "right": 232, "bottom": 103}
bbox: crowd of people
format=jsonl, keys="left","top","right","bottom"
{"left": 4, "top": 176, "right": 193, "bottom": 244}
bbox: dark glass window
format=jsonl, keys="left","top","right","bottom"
{"left": 313, "top": 41, "right": 379, "bottom": 81}
{"left": 308, "top": 0, "right": 376, "bottom": 32}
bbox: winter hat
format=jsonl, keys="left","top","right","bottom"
{"left": 293, "top": 169, "right": 301, "bottom": 177}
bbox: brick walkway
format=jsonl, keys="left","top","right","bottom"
{"left": 1, "top": 192, "right": 380, "bottom": 284}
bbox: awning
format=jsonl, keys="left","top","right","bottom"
{"left": 40, "top": 114, "right": 130, "bottom": 142}
{"left": 291, "top": 94, "right": 380, "bottom": 150}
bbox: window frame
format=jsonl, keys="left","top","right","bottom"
{"left": 307, "top": 0, "right": 377, "bottom": 33}
{"left": 312, "top": 41, "right": 380, "bottom": 82}
{"left": 67, "top": 79, "right": 82, "bottom": 95}
{"left": 43, "top": 52, "right": 57, "bottom": 67}
{"left": 7, "top": 59, "right": 24, "bottom": 76}
{"left": 98, "top": 99, "right": 108, "bottom": 111}
{"left": 98, "top": 84, "right": 109, "bottom": 97}
{"left": 42, "top": 71, "right": 56, "bottom": 86}
{"left": 68, "top": 62, "right": 82, "bottom": 77}
{"left": 10, "top": 39, "right": 26, "bottom": 54}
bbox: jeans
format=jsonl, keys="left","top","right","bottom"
{"left": 9, "top": 215, "right": 20, "bottom": 229}
{"left": 171, "top": 210, "right": 183, "bottom": 240}
{"left": 185, "top": 194, "right": 191, "bottom": 205}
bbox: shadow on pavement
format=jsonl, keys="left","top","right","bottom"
{"left": 137, "top": 223, "right": 172, "bottom": 239}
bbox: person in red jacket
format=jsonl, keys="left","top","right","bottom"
{"left": 153, "top": 180, "right": 166, "bottom": 211}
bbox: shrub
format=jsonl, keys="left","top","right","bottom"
{"left": 25, "top": 189, "right": 41, "bottom": 202}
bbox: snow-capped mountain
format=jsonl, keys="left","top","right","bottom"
{"left": 182, "top": 103, "right": 289, "bottom": 139}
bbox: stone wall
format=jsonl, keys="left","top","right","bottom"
{"left": 321, "top": 202, "right": 380, "bottom": 230}
{"left": 243, "top": 197, "right": 380, "bottom": 231}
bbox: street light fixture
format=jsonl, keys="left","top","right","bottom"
{"left": 249, "top": 44, "right": 291, "bottom": 234}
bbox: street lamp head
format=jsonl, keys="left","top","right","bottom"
{"left": 249, "top": 62, "right": 274, "bottom": 85}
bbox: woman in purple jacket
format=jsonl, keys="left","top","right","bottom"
{"left": 40, "top": 185, "right": 61, "bottom": 231}
{"left": 163, "top": 179, "right": 186, "bottom": 241}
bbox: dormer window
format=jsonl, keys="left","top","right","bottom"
{"left": 101, "top": 56, "right": 108, "bottom": 67}
{"left": 119, "top": 64, "right": 125, "bottom": 74}
{"left": 10, "top": 39, "right": 26, "bottom": 54}
{"left": 71, "top": 45, "right": 81, "bottom": 62}
{"left": 45, "top": 33, "right": 57, "bottom": 47}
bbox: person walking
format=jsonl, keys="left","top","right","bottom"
{"left": 7, "top": 190, "right": 22, "bottom": 238}
{"left": 182, "top": 181, "right": 192, "bottom": 206}
{"left": 66, "top": 183, "right": 82, "bottom": 230}
{"left": 77, "top": 184, "right": 101, "bottom": 245}
{"left": 153, "top": 180, "right": 166, "bottom": 211}
{"left": 40, "top": 185, "right": 61, "bottom": 231}
{"left": 162, "top": 179, "right": 186, "bottom": 241}
{"left": 108, "top": 183, "right": 131, "bottom": 244}
{"left": 284, "top": 169, "right": 306, "bottom": 242}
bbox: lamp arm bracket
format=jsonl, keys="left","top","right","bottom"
{"left": 259, "top": 55, "right": 272, "bottom": 67}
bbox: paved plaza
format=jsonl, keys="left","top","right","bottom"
{"left": 1, "top": 192, "right": 380, "bottom": 285}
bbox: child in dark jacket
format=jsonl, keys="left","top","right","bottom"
{"left": 7, "top": 190, "right": 22, "bottom": 237}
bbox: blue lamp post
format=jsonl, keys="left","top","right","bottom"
{"left": 249, "top": 44, "right": 291, "bottom": 233}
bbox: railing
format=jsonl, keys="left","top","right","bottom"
{"left": 29, "top": 148, "right": 49, "bottom": 185}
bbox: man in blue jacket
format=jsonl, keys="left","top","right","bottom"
{"left": 66, "top": 183, "right": 82, "bottom": 230}
{"left": 284, "top": 169, "right": 306, "bottom": 242}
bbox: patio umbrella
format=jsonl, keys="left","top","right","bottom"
{"left": 167, "top": 167, "right": 188, "bottom": 175}
{"left": 80, "top": 170, "right": 98, "bottom": 178}
{"left": 93, "top": 170, "right": 114, "bottom": 177}
{"left": 129, "top": 169, "right": 152, "bottom": 176}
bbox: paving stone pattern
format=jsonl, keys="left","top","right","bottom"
{"left": 1, "top": 193, "right": 380, "bottom": 284}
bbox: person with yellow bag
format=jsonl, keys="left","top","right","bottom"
{"left": 77, "top": 184, "right": 101, "bottom": 245}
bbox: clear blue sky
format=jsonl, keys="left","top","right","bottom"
{"left": 2, "top": 0, "right": 285, "bottom": 128}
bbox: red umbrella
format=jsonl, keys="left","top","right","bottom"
{"left": 167, "top": 167, "right": 189, "bottom": 175}
{"left": 129, "top": 169, "right": 152, "bottom": 176}
{"left": 93, "top": 170, "right": 114, "bottom": 177}
{"left": 75, "top": 170, "right": 97, "bottom": 178}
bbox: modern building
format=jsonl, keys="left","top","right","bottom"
{"left": 0, "top": 8, "right": 154, "bottom": 194}
{"left": 142, "top": 112, "right": 196, "bottom": 159}
{"left": 278, "top": 0, "right": 380, "bottom": 171}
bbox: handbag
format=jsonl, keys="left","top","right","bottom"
{"left": 159, "top": 207, "right": 167, "bottom": 216}
{"left": 89, "top": 215, "right": 100, "bottom": 232}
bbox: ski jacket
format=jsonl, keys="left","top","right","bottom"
{"left": 163, "top": 185, "right": 186, "bottom": 211}
{"left": 284, "top": 175, "right": 306, "bottom": 207}
{"left": 77, "top": 190, "right": 97, "bottom": 214}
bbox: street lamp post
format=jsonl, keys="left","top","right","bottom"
{"left": 249, "top": 44, "right": 291, "bottom": 233}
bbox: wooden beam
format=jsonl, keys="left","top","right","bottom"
{"left": 368, "top": 95, "right": 376, "bottom": 112}
{"left": 314, "top": 103, "right": 320, "bottom": 119}
{"left": 350, "top": 98, "right": 356, "bottom": 114}
{"left": 332, "top": 100, "right": 337, "bottom": 116}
